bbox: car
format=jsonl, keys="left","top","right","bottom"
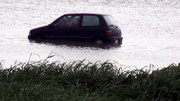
{"left": 28, "top": 13, "right": 123, "bottom": 44}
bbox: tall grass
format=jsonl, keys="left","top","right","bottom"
{"left": 0, "top": 60, "right": 180, "bottom": 101}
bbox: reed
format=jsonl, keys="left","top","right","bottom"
{"left": 0, "top": 60, "right": 180, "bottom": 101}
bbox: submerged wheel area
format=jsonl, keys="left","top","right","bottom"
{"left": 95, "top": 39, "right": 103, "bottom": 44}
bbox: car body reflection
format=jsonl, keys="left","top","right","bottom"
{"left": 29, "top": 39, "right": 122, "bottom": 49}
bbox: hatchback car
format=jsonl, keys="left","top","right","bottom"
{"left": 28, "top": 13, "right": 123, "bottom": 44}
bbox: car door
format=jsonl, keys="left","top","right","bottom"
{"left": 50, "top": 15, "right": 81, "bottom": 39}
{"left": 80, "top": 15, "right": 104, "bottom": 40}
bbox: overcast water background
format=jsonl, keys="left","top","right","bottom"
{"left": 0, "top": 0, "right": 180, "bottom": 69}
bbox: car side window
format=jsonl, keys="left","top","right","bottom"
{"left": 82, "top": 15, "right": 100, "bottom": 27}
{"left": 55, "top": 15, "right": 80, "bottom": 28}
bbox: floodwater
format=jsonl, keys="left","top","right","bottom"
{"left": 0, "top": 0, "right": 180, "bottom": 69}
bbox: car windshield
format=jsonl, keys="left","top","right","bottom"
{"left": 103, "top": 15, "right": 117, "bottom": 26}
{"left": 52, "top": 15, "right": 81, "bottom": 28}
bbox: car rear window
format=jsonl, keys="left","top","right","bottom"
{"left": 103, "top": 15, "right": 117, "bottom": 26}
{"left": 82, "top": 15, "right": 100, "bottom": 27}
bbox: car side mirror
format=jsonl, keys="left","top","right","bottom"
{"left": 49, "top": 23, "right": 56, "bottom": 28}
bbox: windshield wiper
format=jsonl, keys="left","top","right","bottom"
{"left": 109, "top": 25, "right": 118, "bottom": 29}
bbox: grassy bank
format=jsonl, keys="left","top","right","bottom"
{"left": 0, "top": 61, "right": 180, "bottom": 101}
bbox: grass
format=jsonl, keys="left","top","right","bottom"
{"left": 0, "top": 60, "right": 180, "bottom": 101}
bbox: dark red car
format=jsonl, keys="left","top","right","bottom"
{"left": 28, "top": 13, "right": 123, "bottom": 44}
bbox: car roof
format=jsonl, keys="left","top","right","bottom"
{"left": 63, "top": 13, "right": 110, "bottom": 16}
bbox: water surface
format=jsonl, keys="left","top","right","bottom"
{"left": 0, "top": 0, "right": 180, "bottom": 69}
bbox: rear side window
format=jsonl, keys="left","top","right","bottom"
{"left": 55, "top": 15, "right": 80, "bottom": 28}
{"left": 103, "top": 15, "right": 117, "bottom": 26}
{"left": 82, "top": 15, "right": 100, "bottom": 27}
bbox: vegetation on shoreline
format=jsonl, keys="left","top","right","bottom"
{"left": 0, "top": 60, "right": 180, "bottom": 101}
